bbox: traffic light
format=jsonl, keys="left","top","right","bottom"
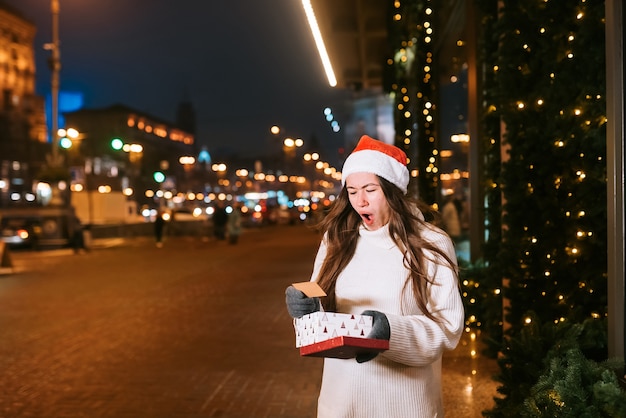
{"left": 153, "top": 171, "right": 165, "bottom": 183}
{"left": 59, "top": 137, "right": 73, "bottom": 149}
{"left": 111, "top": 138, "right": 124, "bottom": 151}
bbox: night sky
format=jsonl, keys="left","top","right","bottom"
{"left": 4, "top": 0, "right": 350, "bottom": 160}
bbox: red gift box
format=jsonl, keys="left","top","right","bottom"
{"left": 299, "top": 336, "right": 389, "bottom": 359}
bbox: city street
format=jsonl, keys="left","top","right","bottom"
{"left": 0, "top": 224, "right": 497, "bottom": 418}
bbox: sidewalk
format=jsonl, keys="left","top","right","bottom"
{"left": 0, "top": 227, "right": 499, "bottom": 417}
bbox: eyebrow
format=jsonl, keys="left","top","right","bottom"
{"left": 346, "top": 183, "right": 380, "bottom": 190}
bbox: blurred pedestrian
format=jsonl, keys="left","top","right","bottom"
{"left": 457, "top": 191, "right": 470, "bottom": 237}
{"left": 285, "top": 135, "right": 463, "bottom": 417}
{"left": 227, "top": 202, "right": 242, "bottom": 244}
{"left": 68, "top": 212, "right": 88, "bottom": 254}
{"left": 154, "top": 210, "right": 166, "bottom": 248}
{"left": 441, "top": 193, "right": 461, "bottom": 241}
{"left": 212, "top": 202, "right": 228, "bottom": 240}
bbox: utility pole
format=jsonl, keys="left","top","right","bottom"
{"left": 45, "top": 0, "right": 61, "bottom": 166}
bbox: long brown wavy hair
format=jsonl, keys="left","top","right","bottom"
{"left": 314, "top": 176, "right": 458, "bottom": 322}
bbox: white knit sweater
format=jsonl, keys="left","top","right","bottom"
{"left": 311, "top": 223, "right": 464, "bottom": 418}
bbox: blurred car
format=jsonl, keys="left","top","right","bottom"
{"left": 170, "top": 207, "right": 207, "bottom": 221}
{"left": 267, "top": 206, "right": 300, "bottom": 225}
{"left": 1, "top": 218, "right": 41, "bottom": 249}
{"left": 241, "top": 209, "right": 264, "bottom": 227}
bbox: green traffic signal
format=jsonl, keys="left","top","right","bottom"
{"left": 111, "top": 138, "right": 124, "bottom": 150}
{"left": 153, "top": 171, "right": 165, "bottom": 183}
{"left": 59, "top": 137, "right": 73, "bottom": 149}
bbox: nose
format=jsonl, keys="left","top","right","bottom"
{"left": 355, "top": 190, "right": 368, "bottom": 207}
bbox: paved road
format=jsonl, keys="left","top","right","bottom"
{"left": 0, "top": 224, "right": 497, "bottom": 418}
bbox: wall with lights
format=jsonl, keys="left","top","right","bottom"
{"left": 386, "top": 0, "right": 440, "bottom": 204}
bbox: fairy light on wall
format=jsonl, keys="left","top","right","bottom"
{"left": 387, "top": 0, "right": 439, "bottom": 203}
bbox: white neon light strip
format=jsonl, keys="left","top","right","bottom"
{"left": 301, "top": 0, "right": 338, "bottom": 87}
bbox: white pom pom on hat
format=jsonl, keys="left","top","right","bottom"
{"left": 341, "top": 135, "right": 410, "bottom": 194}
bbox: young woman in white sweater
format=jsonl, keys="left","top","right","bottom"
{"left": 286, "top": 135, "right": 464, "bottom": 417}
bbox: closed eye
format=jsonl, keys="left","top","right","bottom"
{"left": 347, "top": 183, "right": 380, "bottom": 194}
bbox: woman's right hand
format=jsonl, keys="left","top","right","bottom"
{"left": 285, "top": 285, "right": 320, "bottom": 318}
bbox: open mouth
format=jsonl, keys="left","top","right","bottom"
{"left": 361, "top": 213, "right": 374, "bottom": 225}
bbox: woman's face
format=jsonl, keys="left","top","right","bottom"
{"left": 345, "top": 172, "right": 391, "bottom": 231}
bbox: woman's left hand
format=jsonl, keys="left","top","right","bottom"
{"left": 356, "top": 310, "right": 390, "bottom": 363}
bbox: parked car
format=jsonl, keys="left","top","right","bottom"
{"left": 1, "top": 218, "right": 41, "bottom": 249}
{"left": 170, "top": 207, "right": 207, "bottom": 221}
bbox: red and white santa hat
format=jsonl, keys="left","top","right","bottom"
{"left": 341, "top": 135, "right": 410, "bottom": 194}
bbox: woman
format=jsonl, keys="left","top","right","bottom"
{"left": 286, "top": 135, "right": 464, "bottom": 417}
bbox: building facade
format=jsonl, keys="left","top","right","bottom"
{"left": 0, "top": 2, "right": 48, "bottom": 208}
{"left": 63, "top": 104, "right": 198, "bottom": 220}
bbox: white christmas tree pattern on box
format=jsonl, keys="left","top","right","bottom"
{"left": 294, "top": 312, "right": 373, "bottom": 348}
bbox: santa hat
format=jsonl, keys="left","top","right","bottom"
{"left": 341, "top": 135, "right": 410, "bottom": 194}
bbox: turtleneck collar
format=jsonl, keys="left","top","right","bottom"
{"left": 359, "top": 223, "right": 397, "bottom": 250}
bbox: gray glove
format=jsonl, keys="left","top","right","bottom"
{"left": 356, "top": 310, "right": 390, "bottom": 363}
{"left": 285, "top": 285, "right": 320, "bottom": 318}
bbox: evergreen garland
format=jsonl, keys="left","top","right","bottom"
{"left": 524, "top": 349, "right": 626, "bottom": 417}
{"left": 494, "top": 0, "right": 607, "bottom": 331}
{"left": 478, "top": 0, "right": 613, "bottom": 415}
{"left": 522, "top": 321, "right": 625, "bottom": 417}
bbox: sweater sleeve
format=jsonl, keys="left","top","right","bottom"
{"left": 382, "top": 229, "right": 465, "bottom": 367}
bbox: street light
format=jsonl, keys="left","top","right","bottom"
{"left": 178, "top": 156, "right": 196, "bottom": 192}
{"left": 283, "top": 137, "right": 304, "bottom": 149}
{"left": 122, "top": 143, "right": 143, "bottom": 163}
{"left": 303, "top": 152, "right": 320, "bottom": 162}
{"left": 211, "top": 163, "right": 227, "bottom": 173}
{"left": 211, "top": 163, "right": 228, "bottom": 188}
{"left": 179, "top": 156, "right": 196, "bottom": 167}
